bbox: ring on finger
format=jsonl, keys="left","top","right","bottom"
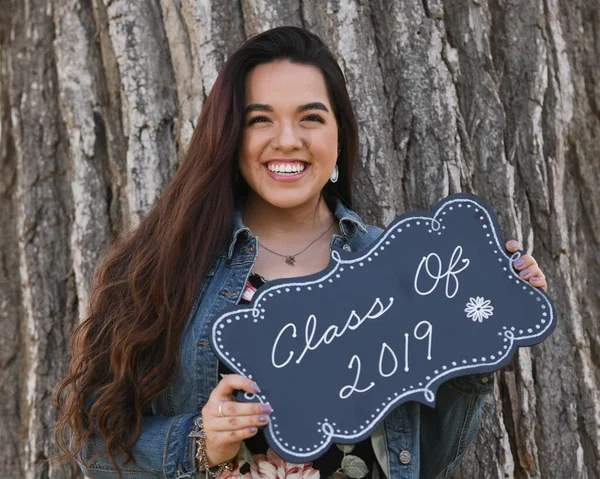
{"left": 218, "top": 400, "right": 226, "bottom": 418}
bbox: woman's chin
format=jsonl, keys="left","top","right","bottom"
{"left": 251, "top": 190, "right": 322, "bottom": 212}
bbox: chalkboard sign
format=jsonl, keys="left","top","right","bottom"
{"left": 210, "top": 193, "right": 556, "bottom": 463}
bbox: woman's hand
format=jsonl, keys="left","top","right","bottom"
{"left": 505, "top": 240, "right": 548, "bottom": 292}
{"left": 201, "top": 374, "right": 272, "bottom": 467}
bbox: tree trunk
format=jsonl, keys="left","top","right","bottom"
{"left": 1, "top": 0, "right": 598, "bottom": 477}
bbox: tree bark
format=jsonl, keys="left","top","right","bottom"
{"left": 1, "top": 0, "right": 598, "bottom": 477}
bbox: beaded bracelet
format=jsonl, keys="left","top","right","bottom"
{"left": 189, "top": 416, "right": 234, "bottom": 477}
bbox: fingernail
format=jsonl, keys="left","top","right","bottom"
{"left": 514, "top": 258, "right": 525, "bottom": 267}
{"left": 509, "top": 241, "right": 519, "bottom": 248}
{"left": 251, "top": 383, "right": 261, "bottom": 393}
{"left": 260, "top": 405, "right": 273, "bottom": 414}
{"left": 249, "top": 427, "right": 257, "bottom": 434}
{"left": 519, "top": 268, "right": 529, "bottom": 277}
{"left": 531, "top": 276, "right": 539, "bottom": 282}
{"left": 259, "top": 415, "right": 268, "bottom": 423}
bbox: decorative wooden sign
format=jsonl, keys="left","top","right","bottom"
{"left": 210, "top": 193, "right": 556, "bottom": 463}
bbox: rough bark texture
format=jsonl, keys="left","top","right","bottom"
{"left": 1, "top": 0, "right": 598, "bottom": 477}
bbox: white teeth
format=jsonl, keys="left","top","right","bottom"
{"left": 267, "top": 162, "right": 306, "bottom": 175}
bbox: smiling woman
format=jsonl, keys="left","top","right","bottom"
{"left": 239, "top": 60, "right": 344, "bottom": 280}
{"left": 52, "top": 26, "right": 547, "bottom": 479}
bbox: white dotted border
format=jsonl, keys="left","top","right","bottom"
{"left": 211, "top": 196, "right": 555, "bottom": 458}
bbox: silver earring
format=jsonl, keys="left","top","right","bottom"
{"left": 330, "top": 164, "right": 339, "bottom": 183}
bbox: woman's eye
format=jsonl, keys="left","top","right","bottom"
{"left": 248, "top": 115, "right": 270, "bottom": 125}
{"left": 247, "top": 114, "right": 325, "bottom": 126}
{"left": 302, "top": 114, "right": 325, "bottom": 123}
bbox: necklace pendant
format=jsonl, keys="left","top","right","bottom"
{"left": 285, "top": 256, "right": 296, "bottom": 266}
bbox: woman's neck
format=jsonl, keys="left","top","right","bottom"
{"left": 242, "top": 193, "right": 336, "bottom": 242}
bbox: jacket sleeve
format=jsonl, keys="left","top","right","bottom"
{"left": 419, "top": 373, "right": 493, "bottom": 479}
{"left": 78, "top": 412, "right": 199, "bottom": 479}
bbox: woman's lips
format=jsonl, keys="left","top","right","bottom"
{"left": 264, "top": 163, "right": 310, "bottom": 183}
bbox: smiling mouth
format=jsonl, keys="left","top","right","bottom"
{"left": 266, "top": 161, "right": 307, "bottom": 176}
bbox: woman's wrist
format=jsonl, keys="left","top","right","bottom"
{"left": 189, "top": 416, "right": 235, "bottom": 476}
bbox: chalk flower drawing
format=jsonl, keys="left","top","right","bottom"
{"left": 465, "top": 296, "right": 494, "bottom": 323}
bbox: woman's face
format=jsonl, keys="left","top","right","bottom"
{"left": 239, "top": 60, "right": 339, "bottom": 211}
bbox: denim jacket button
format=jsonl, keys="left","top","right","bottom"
{"left": 398, "top": 450, "right": 411, "bottom": 465}
{"left": 343, "top": 244, "right": 352, "bottom": 252}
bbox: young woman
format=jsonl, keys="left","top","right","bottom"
{"left": 54, "top": 26, "right": 547, "bottom": 479}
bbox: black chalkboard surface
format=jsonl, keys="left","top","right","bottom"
{"left": 210, "top": 193, "right": 556, "bottom": 463}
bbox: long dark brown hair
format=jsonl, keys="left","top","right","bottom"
{"left": 53, "top": 26, "right": 359, "bottom": 473}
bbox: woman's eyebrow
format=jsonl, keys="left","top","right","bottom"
{"left": 245, "top": 102, "right": 330, "bottom": 113}
{"left": 297, "top": 102, "right": 329, "bottom": 113}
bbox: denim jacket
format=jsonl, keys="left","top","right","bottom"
{"left": 79, "top": 197, "right": 493, "bottom": 479}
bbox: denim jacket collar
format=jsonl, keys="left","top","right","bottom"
{"left": 226, "top": 195, "right": 368, "bottom": 260}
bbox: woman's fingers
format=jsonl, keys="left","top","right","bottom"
{"left": 517, "top": 263, "right": 541, "bottom": 280}
{"left": 505, "top": 240, "right": 521, "bottom": 252}
{"left": 203, "top": 374, "right": 273, "bottom": 430}
{"left": 515, "top": 257, "right": 547, "bottom": 291}
{"left": 211, "top": 374, "right": 260, "bottom": 399}
{"left": 218, "top": 399, "right": 273, "bottom": 418}
{"left": 201, "top": 397, "right": 271, "bottom": 464}
{"left": 506, "top": 240, "right": 548, "bottom": 292}
{"left": 204, "top": 401, "right": 273, "bottom": 429}
{"left": 519, "top": 265, "right": 547, "bottom": 291}
{"left": 210, "top": 426, "right": 261, "bottom": 444}
{"left": 529, "top": 275, "right": 547, "bottom": 292}
{"left": 210, "top": 411, "right": 271, "bottom": 432}
{"left": 200, "top": 375, "right": 267, "bottom": 466}
{"left": 513, "top": 254, "right": 537, "bottom": 272}
{"left": 205, "top": 375, "right": 269, "bottom": 420}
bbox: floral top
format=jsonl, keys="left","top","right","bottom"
{"left": 215, "top": 273, "right": 384, "bottom": 479}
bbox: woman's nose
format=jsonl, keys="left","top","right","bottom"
{"left": 271, "top": 121, "right": 304, "bottom": 151}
